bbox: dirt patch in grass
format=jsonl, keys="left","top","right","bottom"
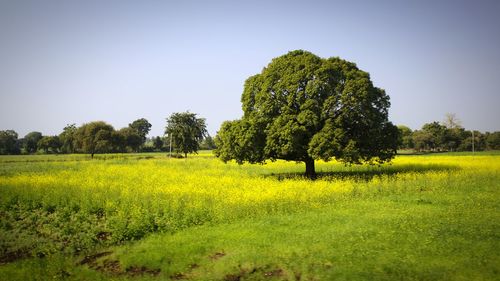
{"left": 126, "top": 265, "right": 161, "bottom": 277}
{"left": 225, "top": 267, "right": 285, "bottom": 281}
{"left": 264, "top": 268, "right": 283, "bottom": 277}
{"left": 0, "top": 249, "right": 31, "bottom": 264}
{"left": 96, "top": 259, "right": 122, "bottom": 275}
{"left": 170, "top": 272, "right": 187, "bottom": 279}
{"left": 78, "top": 251, "right": 113, "bottom": 265}
{"left": 189, "top": 263, "right": 199, "bottom": 269}
{"left": 79, "top": 251, "right": 160, "bottom": 277}
{"left": 96, "top": 231, "right": 112, "bottom": 241}
{"left": 209, "top": 252, "right": 226, "bottom": 260}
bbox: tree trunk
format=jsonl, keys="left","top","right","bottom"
{"left": 305, "top": 158, "right": 316, "bottom": 179}
{"left": 91, "top": 152, "right": 94, "bottom": 159}
{"left": 184, "top": 152, "right": 187, "bottom": 158}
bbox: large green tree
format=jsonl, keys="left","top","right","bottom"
{"left": 74, "top": 121, "right": 115, "bottom": 158}
{"left": 215, "top": 50, "right": 398, "bottom": 178}
{"left": 165, "top": 112, "right": 207, "bottom": 158}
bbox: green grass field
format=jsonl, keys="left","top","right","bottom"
{"left": 0, "top": 152, "right": 499, "bottom": 280}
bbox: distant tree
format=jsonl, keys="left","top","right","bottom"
{"left": 412, "top": 130, "right": 432, "bottom": 151}
{"left": 59, "top": 124, "right": 77, "bottom": 154}
{"left": 215, "top": 50, "right": 399, "bottom": 178}
{"left": 110, "top": 130, "right": 126, "bottom": 152}
{"left": 443, "top": 127, "right": 465, "bottom": 152}
{"left": 0, "top": 130, "right": 20, "bottom": 155}
{"left": 37, "top": 137, "right": 50, "bottom": 153}
{"left": 421, "top": 122, "right": 447, "bottom": 151}
{"left": 165, "top": 112, "right": 207, "bottom": 158}
{"left": 486, "top": 131, "right": 500, "bottom": 150}
{"left": 397, "top": 125, "right": 414, "bottom": 150}
{"left": 118, "top": 127, "right": 143, "bottom": 152}
{"left": 23, "top": 131, "right": 43, "bottom": 154}
{"left": 199, "top": 135, "right": 216, "bottom": 150}
{"left": 37, "top": 136, "right": 61, "bottom": 154}
{"left": 442, "top": 113, "right": 462, "bottom": 129}
{"left": 440, "top": 113, "right": 464, "bottom": 151}
{"left": 129, "top": 118, "right": 152, "bottom": 144}
{"left": 74, "top": 121, "right": 115, "bottom": 158}
{"left": 458, "top": 130, "right": 486, "bottom": 151}
{"left": 153, "top": 136, "right": 164, "bottom": 151}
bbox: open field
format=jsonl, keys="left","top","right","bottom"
{"left": 0, "top": 151, "right": 499, "bottom": 280}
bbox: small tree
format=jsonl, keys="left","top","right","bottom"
{"left": 165, "top": 112, "right": 207, "bottom": 158}
{"left": 215, "top": 50, "right": 398, "bottom": 178}
{"left": 442, "top": 113, "right": 462, "bottom": 129}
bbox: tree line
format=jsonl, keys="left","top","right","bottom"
{"left": 0, "top": 114, "right": 216, "bottom": 156}
{"left": 397, "top": 114, "right": 500, "bottom": 152}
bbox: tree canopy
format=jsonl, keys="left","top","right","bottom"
{"left": 214, "top": 50, "right": 399, "bottom": 177}
{"left": 0, "top": 130, "right": 20, "bottom": 155}
{"left": 75, "top": 121, "right": 115, "bottom": 158}
{"left": 165, "top": 112, "right": 207, "bottom": 158}
{"left": 37, "top": 136, "right": 61, "bottom": 154}
{"left": 59, "top": 124, "right": 77, "bottom": 154}
{"left": 24, "top": 131, "right": 43, "bottom": 154}
{"left": 129, "top": 118, "right": 152, "bottom": 144}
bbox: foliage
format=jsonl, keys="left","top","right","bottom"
{"left": 74, "top": 122, "right": 115, "bottom": 158}
{"left": 117, "top": 127, "right": 142, "bottom": 152}
{"left": 397, "top": 125, "right": 413, "bottom": 149}
{"left": 37, "top": 136, "right": 61, "bottom": 154}
{"left": 153, "top": 136, "right": 164, "bottom": 151}
{"left": 59, "top": 124, "right": 77, "bottom": 154}
{"left": 0, "top": 130, "right": 20, "bottom": 155}
{"left": 486, "top": 131, "right": 500, "bottom": 150}
{"left": 165, "top": 112, "right": 207, "bottom": 157}
{"left": 23, "top": 132, "right": 43, "bottom": 154}
{"left": 215, "top": 50, "right": 399, "bottom": 177}
{"left": 128, "top": 118, "right": 152, "bottom": 144}
{"left": 199, "top": 135, "right": 216, "bottom": 150}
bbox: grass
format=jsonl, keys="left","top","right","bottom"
{"left": 0, "top": 151, "right": 499, "bottom": 280}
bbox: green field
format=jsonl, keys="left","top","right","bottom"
{"left": 0, "top": 152, "right": 499, "bottom": 280}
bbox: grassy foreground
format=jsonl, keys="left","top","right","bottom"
{"left": 0, "top": 152, "right": 499, "bottom": 280}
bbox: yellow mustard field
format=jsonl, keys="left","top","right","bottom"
{"left": 0, "top": 152, "right": 499, "bottom": 256}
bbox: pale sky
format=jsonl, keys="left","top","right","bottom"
{"left": 1, "top": 0, "right": 499, "bottom": 138}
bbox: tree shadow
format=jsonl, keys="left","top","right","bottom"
{"left": 264, "top": 163, "right": 461, "bottom": 182}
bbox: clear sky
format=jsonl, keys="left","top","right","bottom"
{"left": 1, "top": 0, "right": 499, "bottom": 138}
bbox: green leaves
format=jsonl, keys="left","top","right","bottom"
{"left": 165, "top": 112, "right": 207, "bottom": 157}
{"left": 216, "top": 50, "right": 399, "bottom": 176}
